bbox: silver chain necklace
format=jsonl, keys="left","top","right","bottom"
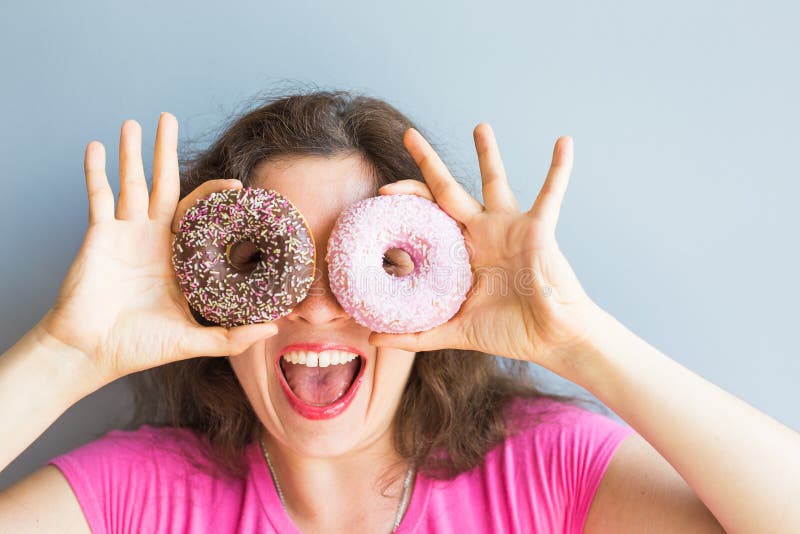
{"left": 259, "top": 435, "right": 416, "bottom": 533}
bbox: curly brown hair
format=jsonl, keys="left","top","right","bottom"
{"left": 125, "top": 85, "right": 596, "bottom": 493}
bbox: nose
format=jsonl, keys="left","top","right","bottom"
{"left": 284, "top": 251, "right": 350, "bottom": 326}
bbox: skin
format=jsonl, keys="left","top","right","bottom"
{"left": 227, "top": 155, "right": 419, "bottom": 532}
{"left": 0, "top": 112, "right": 798, "bottom": 533}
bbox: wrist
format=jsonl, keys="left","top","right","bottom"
{"left": 0, "top": 316, "right": 108, "bottom": 470}
{"left": 30, "top": 313, "right": 114, "bottom": 395}
{"left": 542, "top": 300, "right": 619, "bottom": 386}
{"left": 548, "top": 301, "right": 660, "bottom": 402}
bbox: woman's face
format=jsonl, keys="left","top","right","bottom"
{"left": 228, "top": 154, "right": 416, "bottom": 459}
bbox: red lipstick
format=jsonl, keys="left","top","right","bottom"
{"left": 274, "top": 343, "right": 367, "bottom": 420}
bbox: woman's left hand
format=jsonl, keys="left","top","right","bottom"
{"left": 368, "top": 124, "right": 602, "bottom": 371}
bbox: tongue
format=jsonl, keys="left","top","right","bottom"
{"left": 281, "top": 358, "right": 360, "bottom": 406}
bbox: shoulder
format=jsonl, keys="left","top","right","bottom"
{"left": 504, "top": 397, "right": 723, "bottom": 533}
{"left": 584, "top": 428, "right": 725, "bottom": 533}
{"left": 504, "top": 395, "right": 636, "bottom": 454}
{"left": 49, "top": 424, "right": 210, "bottom": 477}
{"left": 419, "top": 396, "right": 636, "bottom": 533}
{"left": 46, "top": 424, "right": 242, "bottom": 534}
{"left": 505, "top": 396, "right": 637, "bottom": 531}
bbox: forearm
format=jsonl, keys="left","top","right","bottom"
{"left": 0, "top": 313, "right": 107, "bottom": 473}
{"left": 556, "top": 303, "right": 800, "bottom": 534}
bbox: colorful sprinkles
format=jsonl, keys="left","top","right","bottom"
{"left": 171, "top": 187, "right": 316, "bottom": 327}
{"left": 325, "top": 194, "right": 472, "bottom": 333}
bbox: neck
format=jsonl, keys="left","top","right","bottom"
{"left": 260, "top": 427, "right": 415, "bottom": 531}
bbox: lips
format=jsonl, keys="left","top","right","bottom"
{"left": 274, "top": 342, "right": 368, "bottom": 420}
{"left": 279, "top": 354, "right": 360, "bottom": 405}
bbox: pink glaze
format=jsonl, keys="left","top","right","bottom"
{"left": 326, "top": 194, "right": 472, "bottom": 333}
{"left": 275, "top": 343, "right": 367, "bottom": 420}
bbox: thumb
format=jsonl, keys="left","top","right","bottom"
{"left": 183, "top": 322, "right": 278, "bottom": 358}
{"left": 368, "top": 323, "right": 452, "bottom": 353}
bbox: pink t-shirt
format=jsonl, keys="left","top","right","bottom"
{"left": 47, "top": 397, "right": 635, "bottom": 533}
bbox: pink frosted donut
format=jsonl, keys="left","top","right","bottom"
{"left": 326, "top": 193, "right": 472, "bottom": 333}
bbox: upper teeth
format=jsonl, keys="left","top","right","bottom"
{"left": 281, "top": 350, "right": 359, "bottom": 368}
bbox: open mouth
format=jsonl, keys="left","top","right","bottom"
{"left": 276, "top": 350, "right": 366, "bottom": 419}
{"left": 280, "top": 356, "right": 361, "bottom": 406}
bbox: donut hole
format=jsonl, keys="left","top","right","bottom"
{"left": 226, "top": 240, "right": 265, "bottom": 273}
{"left": 382, "top": 247, "right": 415, "bottom": 277}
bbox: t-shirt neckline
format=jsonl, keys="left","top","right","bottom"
{"left": 246, "top": 439, "right": 431, "bottom": 532}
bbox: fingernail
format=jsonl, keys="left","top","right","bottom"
{"left": 379, "top": 182, "right": 396, "bottom": 191}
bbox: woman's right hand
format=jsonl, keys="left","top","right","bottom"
{"left": 36, "top": 113, "right": 278, "bottom": 387}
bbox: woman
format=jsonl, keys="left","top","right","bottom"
{"left": 0, "top": 90, "right": 797, "bottom": 533}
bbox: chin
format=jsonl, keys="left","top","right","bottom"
{"left": 233, "top": 342, "right": 415, "bottom": 454}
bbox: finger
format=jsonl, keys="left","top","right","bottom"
{"left": 378, "top": 179, "right": 435, "bottom": 201}
{"left": 116, "top": 119, "right": 150, "bottom": 221}
{"left": 182, "top": 322, "right": 279, "bottom": 359}
{"left": 473, "top": 123, "right": 519, "bottom": 212}
{"left": 84, "top": 141, "right": 115, "bottom": 225}
{"left": 149, "top": 112, "right": 181, "bottom": 225}
{"left": 403, "top": 128, "right": 483, "bottom": 223}
{"left": 172, "top": 179, "right": 243, "bottom": 233}
{"left": 368, "top": 320, "right": 459, "bottom": 353}
{"left": 528, "top": 136, "right": 574, "bottom": 230}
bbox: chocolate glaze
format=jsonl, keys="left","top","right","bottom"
{"left": 171, "top": 187, "right": 315, "bottom": 327}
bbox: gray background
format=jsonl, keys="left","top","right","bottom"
{"left": 1, "top": 1, "right": 798, "bottom": 490}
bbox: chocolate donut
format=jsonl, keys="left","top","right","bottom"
{"left": 172, "top": 187, "right": 315, "bottom": 327}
